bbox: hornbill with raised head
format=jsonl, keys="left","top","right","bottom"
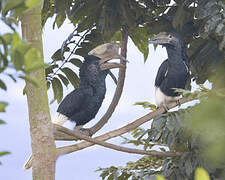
{"left": 52, "top": 43, "right": 126, "bottom": 129}
{"left": 148, "top": 32, "right": 190, "bottom": 110}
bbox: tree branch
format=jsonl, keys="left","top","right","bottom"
{"left": 25, "top": 96, "right": 194, "bottom": 169}
{"left": 57, "top": 96, "right": 194, "bottom": 156}
{"left": 55, "top": 124, "right": 183, "bottom": 157}
{"left": 89, "top": 29, "right": 129, "bottom": 135}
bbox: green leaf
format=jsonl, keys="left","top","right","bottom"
{"left": 0, "top": 102, "right": 8, "bottom": 112}
{"left": 0, "top": 79, "right": 7, "bottom": 91}
{"left": 2, "top": 0, "right": 24, "bottom": 12}
{"left": 11, "top": 33, "right": 30, "bottom": 70}
{"left": 51, "top": 47, "right": 70, "bottom": 61}
{"left": 0, "top": 151, "right": 10, "bottom": 157}
{"left": 55, "top": 13, "right": 66, "bottom": 28}
{"left": 61, "top": 67, "right": 80, "bottom": 88}
{"left": 195, "top": 168, "right": 210, "bottom": 180}
{"left": 19, "top": 75, "right": 39, "bottom": 87}
{"left": 156, "top": 175, "right": 166, "bottom": 180}
{"left": 129, "top": 27, "right": 149, "bottom": 62}
{"left": 45, "top": 64, "right": 58, "bottom": 76}
{"left": 58, "top": 74, "right": 69, "bottom": 87}
{"left": 0, "top": 119, "right": 6, "bottom": 124}
{"left": 51, "top": 77, "right": 63, "bottom": 103}
{"left": 25, "top": 0, "right": 42, "bottom": 11}
{"left": 24, "top": 48, "right": 42, "bottom": 72}
{"left": 69, "top": 58, "right": 83, "bottom": 68}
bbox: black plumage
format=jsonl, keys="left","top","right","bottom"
{"left": 53, "top": 43, "right": 125, "bottom": 128}
{"left": 149, "top": 32, "right": 190, "bottom": 108}
{"left": 57, "top": 55, "right": 107, "bottom": 126}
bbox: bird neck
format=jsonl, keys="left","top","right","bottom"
{"left": 166, "top": 45, "right": 188, "bottom": 66}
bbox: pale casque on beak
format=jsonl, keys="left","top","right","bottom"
{"left": 148, "top": 32, "right": 173, "bottom": 45}
{"left": 88, "top": 43, "right": 127, "bottom": 70}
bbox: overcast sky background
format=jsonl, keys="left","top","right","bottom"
{"left": 0, "top": 17, "right": 200, "bottom": 179}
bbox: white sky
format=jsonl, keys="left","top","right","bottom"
{"left": 0, "top": 18, "right": 174, "bottom": 180}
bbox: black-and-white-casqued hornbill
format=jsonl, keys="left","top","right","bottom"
{"left": 148, "top": 32, "right": 190, "bottom": 110}
{"left": 52, "top": 43, "right": 126, "bottom": 130}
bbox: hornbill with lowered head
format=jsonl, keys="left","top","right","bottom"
{"left": 52, "top": 43, "right": 126, "bottom": 129}
{"left": 148, "top": 32, "right": 190, "bottom": 110}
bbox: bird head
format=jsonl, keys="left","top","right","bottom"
{"left": 88, "top": 43, "right": 126, "bottom": 84}
{"left": 80, "top": 43, "right": 126, "bottom": 86}
{"left": 148, "top": 32, "right": 184, "bottom": 49}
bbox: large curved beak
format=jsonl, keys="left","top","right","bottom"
{"left": 89, "top": 43, "right": 127, "bottom": 84}
{"left": 148, "top": 32, "right": 172, "bottom": 45}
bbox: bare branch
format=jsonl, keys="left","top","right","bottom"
{"left": 89, "top": 29, "right": 129, "bottom": 134}
{"left": 55, "top": 126, "right": 183, "bottom": 157}
{"left": 25, "top": 96, "right": 194, "bottom": 169}
{"left": 57, "top": 96, "right": 194, "bottom": 156}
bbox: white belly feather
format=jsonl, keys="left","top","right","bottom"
{"left": 52, "top": 112, "right": 68, "bottom": 126}
{"left": 155, "top": 87, "right": 180, "bottom": 107}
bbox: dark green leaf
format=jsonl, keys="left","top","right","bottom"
{"left": 55, "top": 13, "right": 66, "bottom": 28}
{"left": 2, "top": 0, "right": 24, "bottom": 12}
{"left": 51, "top": 47, "right": 70, "bottom": 61}
{"left": 69, "top": 58, "right": 83, "bottom": 68}
{"left": 45, "top": 64, "right": 58, "bottom": 76}
{"left": 61, "top": 67, "right": 80, "bottom": 88}
{"left": 0, "top": 79, "right": 7, "bottom": 91}
{"left": 58, "top": 74, "right": 69, "bottom": 87}
{"left": 129, "top": 27, "right": 149, "bottom": 62}
{"left": 51, "top": 77, "right": 63, "bottom": 103}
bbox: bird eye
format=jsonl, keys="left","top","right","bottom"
{"left": 168, "top": 35, "right": 172, "bottom": 39}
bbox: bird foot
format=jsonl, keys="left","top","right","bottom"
{"left": 73, "top": 126, "right": 93, "bottom": 137}
{"left": 162, "top": 103, "right": 169, "bottom": 112}
{"left": 176, "top": 99, "right": 181, "bottom": 107}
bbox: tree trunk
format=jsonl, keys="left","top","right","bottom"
{"left": 21, "top": 4, "right": 56, "bottom": 180}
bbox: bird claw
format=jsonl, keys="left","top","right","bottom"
{"left": 74, "top": 127, "right": 93, "bottom": 137}
{"left": 162, "top": 103, "right": 169, "bottom": 112}
{"left": 176, "top": 99, "right": 181, "bottom": 107}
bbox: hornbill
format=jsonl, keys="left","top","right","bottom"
{"left": 52, "top": 43, "right": 126, "bottom": 130}
{"left": 148, "top": 32, "right": 190, "bottom": 110}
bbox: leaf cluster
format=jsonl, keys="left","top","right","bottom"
{"left": 98, "top": 87, "right": 225, "bottom": 179}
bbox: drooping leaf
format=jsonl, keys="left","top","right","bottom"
{"left": 129, "top": 27, "right": 149, "bottom": 62}
{"left": 51, "top": 47, "right": 70, "bottom": 61}
{"left": 55, "top": 13, "right": 66, "bottom": 29}
{"left": 51, "top": 77, "right": 63, "bottom": 103}
{"left": 45, "top": 64, "right": 58, "bottom": 77}
{"left": 0, "top": 79, "right": 7, "bottom": 91}
{"left": 61, "top": 67, "right": 80, "bottom": 88}
{"left": 58, "top": 73, "right": 69, "bottom": 87}
{"left": 69, "top": 58, "right": 82, "bottom": 68}
{"left": 0, "top": 102, "right": 8, "bottom": 112}
{"left": 0, "top": 119, "right": 6, "bottom": 124}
